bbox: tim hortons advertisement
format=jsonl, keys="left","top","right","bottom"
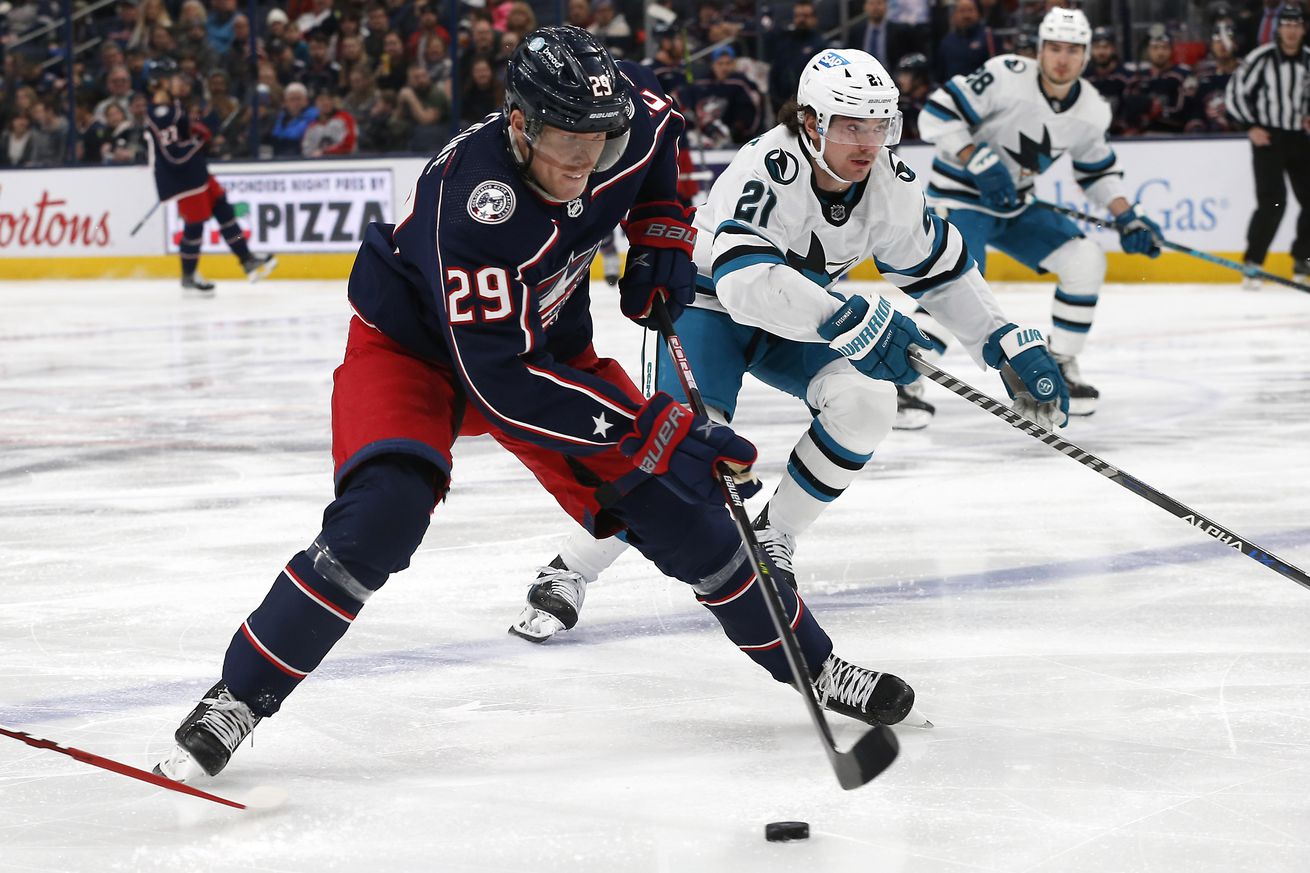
{"left": 0, "top": 165, "right": 159, "bottom": 256}
{"left": 163, "top": 168, "right": 394, "bottom": 254}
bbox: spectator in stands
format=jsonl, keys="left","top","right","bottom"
{"left": 304, "top": 31, "right": 343, "bottom": 95}
{"left": 101, "top": 0, "right": 139, "bottom": 50}
{"left": 376, "top": 31, "right": 410, "bottom": 90}
{"left": 1187, "top": 20, "right": 1240, "bottom": 132}
{"left": 2, "top": 113, "right": 36, "bottom": 167}
{"left": 684, "top": 45, "right": 761, "bottom": 146}
{"left": 130, "top": 0, "right": 172, "bottom": 53}
{"left": 177, "top": 1, "right": 218, "bottom": 72}
{"left": 936, "top": 0, "right": 995, "bottom": 81}
{"left": 101, "top": 101, "right": 143, "bottom": 164}
{"left": 208, "top": 0, "right": 239, "bottom": 56}
{"left": 303, "top": 88, "right": 358, "bottom": 156}
{"left": 338, "top": 35, "right": 368, "bottom": 81}
{"left": 463, "top": 18, "right": 501, "bottom": 77}
{"left": 1087, "top": 26, "right": 1133, "bottom": 133}
{"left": 1248, "top": 0, "right": 1285, "bottom": 48}
{"left": 893, "top": 51, "right": 934, "bottom": 140}
{"left": 767, "top": 0, "right": 828, "bottom": 113}
{"left": 269, "top": 82, "right": 318, "bottom": 155}
{"left": 203, "top": 71, "right": 243, "bottom": 157}
{"left": 643, "top": 23, "right": 690, "bottom": 104}
{"left": 359, "top": 88, "right": 405, "bottom": 152}
{"left": 459, "top": 56, "right": 503, "bottom": 127}
{"left": 861, "top": 0, "right": 921, "bottom": 73}
{"left": 1011, "top": 28, "right": 1038, "bottom": 58}
{"left": 408, "top": 7, "right": 450, "bottom": 63}
{"left": 256, "top": 59, "right": 285, "bottom": 109}
{"left": 505, "top": 2, "right": 537, "bottom": 38}
{"left": 74, "top": 98, "right": 109, "bottom": 163}
{"left": 1136, "top": 28, "right": 1192, "bottom": 134}
{"left": 690, "top": 0, "right": 743, "bottom": 50}
{"left": 566, "top": 0, "right": 593, "bottom": 30}
{"left": 589, "top": 0, "right": 636, "bottom": 59}
{"left": 363, "top": 5, "right": 391, "bottom": 60}
{"left": 94, "top": 65, "right": 134, "bottom": 125}
{"left": 396, "top": 62, "right": 450, "bottom": 151}
{"left": 422, "top": 33, "right": 453, "bottom": 87}
{"left": 343, "top": 66, "right": 379, "bottom": 119}
{"left": 28, "top": 100, "right": 67, "bottom": 165}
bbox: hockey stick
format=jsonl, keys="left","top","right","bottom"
{"left": 908, "top": 353, "right": 1310, "bottom": 591}
{"left": 1032, "top": 199, "right": 1310, "bottom": 294}
{"left": 0, "top": 723, "right": 248, "bottom": 809}
{"left": 128, "top": 200, "right": 162, "bottom": 237}
{"left": 652, "top": 299, "right": 900, "bottom": 789}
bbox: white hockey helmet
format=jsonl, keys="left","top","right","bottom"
{"left": 1037, "top": 8, "right": 1092, "bottom": 68}
{"left": 796, "top": 48, "right": 902, "bottom": 184}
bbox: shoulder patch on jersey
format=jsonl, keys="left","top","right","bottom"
{"left": 1004, "top": 58, "right": 1027, "bottom": 73}
{"left": 467, "top": 180, "right": 516, "bottom": 225}
{"left": 764, "top": 148, "right": 799, "bottom": 184}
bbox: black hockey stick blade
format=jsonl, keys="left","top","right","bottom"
{"left": 833, "top": 723, "right": 900, "bottom": 789}
{"left": 909, "top": 353, "right": 1310, "bottom": 591}
{"left": 1031, "top": 199, "right": 1310, "bottom": 294}
{"left": 654, "top": 299, "right": 899, "bottom": 789}
{"left": 0, "top": 723, "right": 248, "bottom": 809}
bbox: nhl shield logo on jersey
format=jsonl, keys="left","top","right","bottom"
{"left": 765, "top": 149, "right": 799, "bottom": 185}
{"left": 566, "top": 197, "right": 584, "bottom": 218}
{"left": 468, "top": 181, "right": 516, "bottom": 224}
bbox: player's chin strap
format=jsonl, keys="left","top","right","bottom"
{"left": 799, "top": 126, "right": 859, "bottom": 188}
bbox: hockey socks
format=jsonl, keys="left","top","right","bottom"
{"left": 696, "top": 550, "right": 832, "bottom": 684}
{"left": 179, "top": 221, "right": 204, "bottom": 277}
{"left": 769, "top": 418, "right": 872, "bottom": 536}
{"left": 212, "top": 196, "right": 253, "bottom": 262}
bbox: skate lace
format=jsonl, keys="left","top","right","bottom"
{"left": 754, "top": 527, "right": 795, "bottom": 574}
{"left": 535, "top": 565, "right": 586, "bottom": 612}
{"left": 197, "top": 690, "right": 258, "bottom": 752}
{"left": 814, "top": 657, "right": 880, "bottom": 712}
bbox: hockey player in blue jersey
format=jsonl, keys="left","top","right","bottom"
{"left": 509, "top": 48, "right": 1070, "bottom": 646}
{"left": 915, "top": 8, "right": 1163, "bottom": 418}
{"left": 144, "top": 62, "right": 277, "bottom": 295}
{"left": 152, "top": 28, "right": 922, "bottom": 784}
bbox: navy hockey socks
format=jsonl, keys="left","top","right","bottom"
{"left": 179, "top": 221, "right": 203, "bottom": 277}
{"left": 212, "top": 196, "right": 253, "bottom": 262}
{"left": 696, "top": 548, "right": 832, "bottom": 684}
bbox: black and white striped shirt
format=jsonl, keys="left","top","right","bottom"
{"left": 1226, "top": 41, "right": 1310, "bottom": 131}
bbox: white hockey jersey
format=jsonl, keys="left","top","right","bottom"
{"left": 917, "top": 53, "right": 1127, "bottom": 217}
{"left": 690, "top": 124, "right": 1009, "bottom": 367}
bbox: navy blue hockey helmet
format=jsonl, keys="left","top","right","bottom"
{"left": 504, "top": 25, "right": 634, "bottom": 172}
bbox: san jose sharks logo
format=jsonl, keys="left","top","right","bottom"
{"left": 1004, "top": 126, "right": 1060, "bottom": 176}
{"left": 786, "top": 233, "right": 858, "bottom": 288}
{"left": 535, "top": 243, "right": 600, "bottom": 327}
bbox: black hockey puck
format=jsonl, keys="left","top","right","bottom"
{"left": 765, "top": 821, "right": 809, "bottom": 842}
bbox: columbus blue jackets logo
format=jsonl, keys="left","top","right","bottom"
{"left": 468, "top": 181, "right": 515, "bottom": 224}
{"left": 764, "top": 148, "right": 798, "bottom": 184}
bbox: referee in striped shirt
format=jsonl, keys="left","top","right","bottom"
{"left": 1226, "top": 4, "right": 1310, "bottom": 283}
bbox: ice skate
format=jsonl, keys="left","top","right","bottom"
{"left": 1053, "top": 354, "right": 1098, "bottom": 416}
{"left": 894, "top": 381, "right": 935, "bottom": 430}
{"left": 153, "top": 681, "right": 261, "bottom": 782}
{"left": 809, "top": 654, "right": 927, "bottom": 727}
{"left": 1293, "top": 260, "right": 1310, "bottom": 289}
{"left": 508, "top": 556, "right": 587, "bottom": 643}
{"left": 1242, "top": 261, "right": 1263, "bottom": 292}
{"left": 752, "top": 510, "right": 796, "bottom": 591}
{"left": 243, "top": 253, "right": 279, "bottom": 283}
{"left": 181, "top": 272, "right": 215, "bottom": 296}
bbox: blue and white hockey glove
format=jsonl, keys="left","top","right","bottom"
{"left": 619, "top": 392, "right": 759, "bottom": 504}
{"left": 818, "top": 295, "right": 933, "bottom": 385}
{"left": 964, "top": 144, "right": 1020, "bottom": 211}
{"left": 619, "top": 216, "right": 698, "bottom": 328}
{"left": 1113, "top": 207, "right": 1162, "bottom": 258}
{"left": 982, "top": 323, "right": 1069, "bottom": 429}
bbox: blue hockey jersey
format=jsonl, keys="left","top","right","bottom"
{"left": 143, "top": 101, "right": 211, "bottom": 201}
{"left": 347, "top": 61, "right": 687, "bottom": 457}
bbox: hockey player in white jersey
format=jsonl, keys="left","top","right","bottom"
{"left": 510, "top": 47, "right": 1070, "bottom": 644}
{"left": 915, "top": 7, "right": 1161, "bottom": 418}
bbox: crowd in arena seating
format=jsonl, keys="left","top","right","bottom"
{"left": 0, "top": 0, "right": 1305, "bottom": 168}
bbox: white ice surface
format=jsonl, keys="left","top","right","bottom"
{"left": 1, "top": 278, "right": 1308, "bottom": 873}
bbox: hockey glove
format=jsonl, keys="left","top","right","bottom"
{"left": 1113, "top": 207, "right": 1162, "bottom": 258}
{"left": 983, "top": 323, "right": 1069, "bottom": 428}
{"left": 619, "top": 217, "right": 698, "bottom": 328}
{"left": 818, "top": 295, "right": 933, "bottom": 385}
{"left": 618, "top": 392, "right": 759, "bottom": 504}
{"left": 964, "top": 144, "right": 1020, "bottom": 211}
